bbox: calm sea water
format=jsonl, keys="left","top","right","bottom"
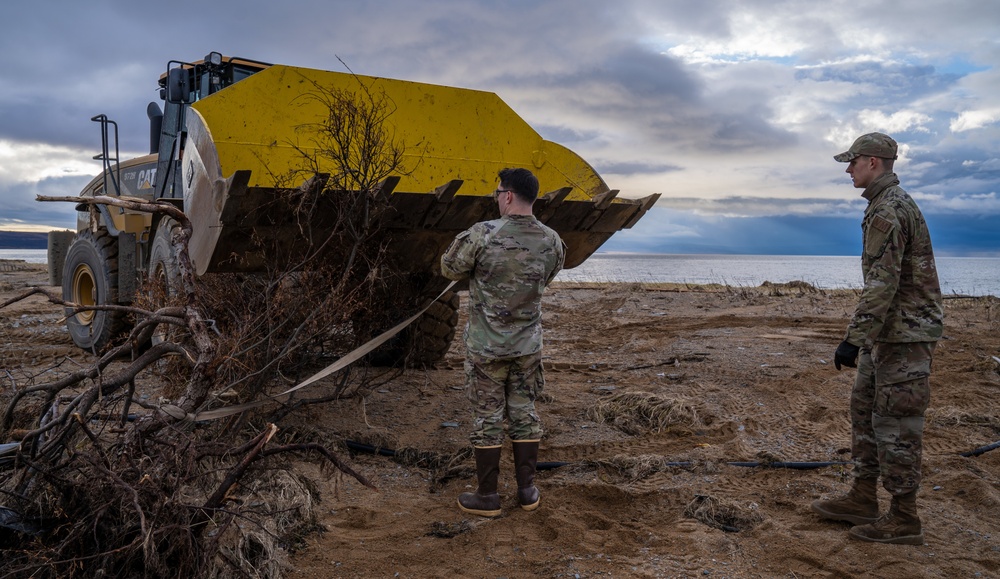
{"left": 0, "top": 249, "right": 48, "bottom": 264}
{"left": 4, "top": 249, "right": 997, "bottom": 297}
{"left": 556, "top": 253, "right": 1000, "bottom": 297}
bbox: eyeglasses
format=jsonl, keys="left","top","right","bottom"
{"left": 493, "top": 188, "right": 513, "bottom": 199}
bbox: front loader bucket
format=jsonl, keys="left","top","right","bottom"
{"left": 179, "top": 64, "right": 659, "bottom": 275}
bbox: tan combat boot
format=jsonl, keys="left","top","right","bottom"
{"left": 512, "top": 441, "right": 540, "bottom": 511}
{"left": 811, "top": 478, "right": 879, "bottom": 525}
{"left": 849, "top": 491, "right": 923, "bottom": 545}
{"left": 458, "top": 446, "right": 502, "bottom": 517}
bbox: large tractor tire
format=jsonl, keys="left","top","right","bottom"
{"left": 367, "top": 290, "right": 461, "bottom": 367}
{"left": 46, "top": 229, "right": 76, "bottom": 287}
{"left": 147, "top": 218, "right": 184, "bottom": 345}
{"left": 62, "top": 230, "right": 129, "bottom": 352}
{"left": 410, "top": 289, "right": 461, "bottom": 364}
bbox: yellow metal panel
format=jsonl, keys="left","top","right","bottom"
{"left": 120, "top": 213, "right": 148, "bottom": 234}
{"left": 191, "top": 65, "right": 606, "bottom": 200}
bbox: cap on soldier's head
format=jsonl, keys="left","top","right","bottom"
{"left": 834, "top": 132, "right": 898, "bottom": 162}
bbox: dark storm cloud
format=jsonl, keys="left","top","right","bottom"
{"left": 0, "top": 95, "right": 150, "bottom": 153}
{"left": 599, "top": 46, "right": 702, "bottom": 102}
{"left": 602, "top": 207, "right": 865, "bottom": 255}
{"left": 0, "top": 5, "right": 151, "bottom": 150}
{"left": 926, "top": 213, "right": 1000, "bottom": 256}
{"left": 521, "top": 43, "right": 796, "bottom": 154}
{"left": 904, "top": 139, "right": 1000, "bottom": 210}
{"left": 608, "top": 210, "right": 1000, "bottom": 258}
{"left": 797, "top": 61, "right": 962, "bottom": 102}
{"left": 0, "top": 176, "right": 88, "bottom": 229}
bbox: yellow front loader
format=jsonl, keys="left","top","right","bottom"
{"left": 54, "top": 52, "right": 659, "bottom": 364}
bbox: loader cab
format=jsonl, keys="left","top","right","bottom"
{"left": 160, "top": 52, "right": 271, "bottom": 104}
{"left": 153, "top": 52, "right": 271, "bottom": 200}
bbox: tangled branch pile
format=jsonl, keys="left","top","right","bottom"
{"left": 0, "top": 80, "right": 424, "bottom": 578}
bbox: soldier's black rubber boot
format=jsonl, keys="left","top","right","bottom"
{"left": 458, "top": 446, "right": 502, "bottom": 517}
{"left": 513, "top": 441, "right": 540, "bottom": 511}
{"left": 849, "top": 491, "right": 923, "bottom": 545}
{"left": 811, "top": 477, "right": 879, "bottom": 525}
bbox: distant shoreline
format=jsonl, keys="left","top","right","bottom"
{"left": 0, "top": 231, "right": 48, "bottom": 249}
{"left": 4, "top": 248, "right": 998, "bottom": 297}
{"left": 0, "top": 259, "right": 991, "bottom": 298}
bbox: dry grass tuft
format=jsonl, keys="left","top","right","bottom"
{"left": 684, "top": 494, "right": 764, "bottom": 533}
{"left": 927, "top": 407, "right": 1000, "bottom": 429}
{"left": 759, "top": 280, "right": 821, "bottom": 296}
{"left": 588, "top": 391, "right": 701, "bottom": 435}
{"left": 211, "top": 468, "right": 318, "bottom": 578}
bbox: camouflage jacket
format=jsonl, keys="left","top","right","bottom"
{"left": 846, "top": 172, "right": 943, "bottom": 346}
{"left": 440, "top": 214, "right": 565, "bottom": 358}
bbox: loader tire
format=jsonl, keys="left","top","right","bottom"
{"left": 411, "top": 290, "right": 461, "bottom": 363}
{"left": 368, "top": 290, "right": 460, "bottom": 367}
{"left": 63, "top": 230, "right": 129, "bottom": 353}
{"left": 46, "top": 229, "right": 75, "bottom": 287}
{"left": 147, "top": 218, "right": 184, "bottom": 345}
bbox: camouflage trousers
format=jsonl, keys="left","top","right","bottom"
{"left": 464, "top": 349, "right": 544, "bottom": 447}
{"left": 851, "top": 341, "right": 934, "bottom": 496}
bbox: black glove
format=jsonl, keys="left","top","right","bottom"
{"left": 834, "top": 340, "right": 860, "bottom": 370}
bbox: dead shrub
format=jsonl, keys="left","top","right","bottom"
{"left": 759, "top": 280, "right": 820, "bottom": 296}
{"left": 684, "top": 493, "right": 764, "bottom": 532}
{"left": 0, "top": 75, "right": 413, "bottom": 578}
{"left": 588, "top": 391, "right": 701, "bottom": 435}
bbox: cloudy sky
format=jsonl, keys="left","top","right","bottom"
{"left": 2, "top": 0, "right": 998, "bottom": 256}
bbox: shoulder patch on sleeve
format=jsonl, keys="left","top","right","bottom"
{"left": 863, "top": 213, "right": 894, "bottom": 258}
{"left": 871, "top": 215, "right": 893, "bottom": 234}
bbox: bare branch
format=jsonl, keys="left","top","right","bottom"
{"left": 2, "top": 68, "right": 420, "bottom": 577}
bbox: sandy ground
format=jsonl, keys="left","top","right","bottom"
{"left": 2, "top": 259, "right": 1000, "bottom": 578}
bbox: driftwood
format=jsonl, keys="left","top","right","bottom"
{"left": 0, "top": 81, "right": 417, "bottom": 577}
{"left": 0, "top": 192, "right": 386, "bottom": 577}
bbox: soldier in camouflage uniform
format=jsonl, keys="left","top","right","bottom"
{"left": 812, "top": 133, "right": 943, "bottom": 545}
{"left": 441, "top": 167, "right": 565, "bottom": 517}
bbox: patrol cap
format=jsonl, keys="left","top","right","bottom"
{"left": 834, "top": 132, "right": 898, "bottom": 162}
